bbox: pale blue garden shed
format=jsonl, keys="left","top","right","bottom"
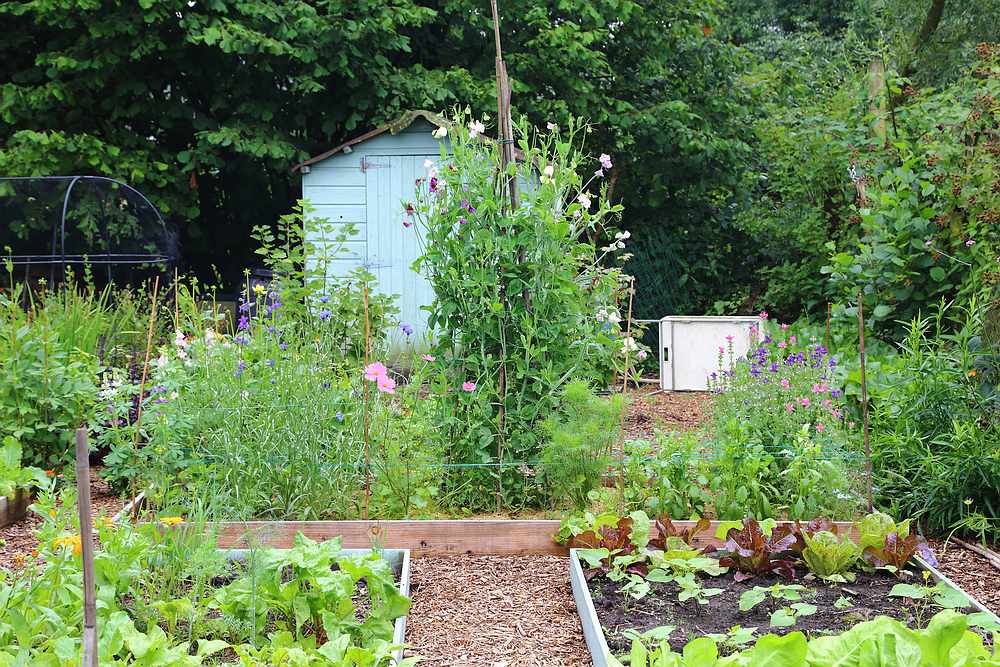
{"left": 294, "top": 111, "right": 450, "bottom": 341}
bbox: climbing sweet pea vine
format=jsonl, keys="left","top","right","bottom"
{"left": 408, "top": 113, "right": 638, "bottom": 509}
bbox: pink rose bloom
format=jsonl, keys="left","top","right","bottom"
{"left": 462, "top": 381, "right": 476, "bottom": 392}
{"left": 785, "top": 402, "right": 795, "bottom": 413}
{"left": 780, "top": 378, "right": 790, "bottom": 389}
{"left": 422, "top": 354, "right": 435, "bottom": 362}
{"left": 364, "top": 362, "right": 388, "bottom": 381}
{"left": 816, "top": 423, "right": 826, "bottom": 433}
{"left": 376, "top": 375, "right": 396, "bottom": 394}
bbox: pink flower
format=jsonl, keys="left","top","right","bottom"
{"left": 966, "top": 239, "right": 975, "bottom": 247}
{"left": 799, "top": 397, "right": 811, "bottom": 408}
{"left": 599, "top": 153, "right": 613, "bottom": 170}
{"left": 821, "top": 399, "right": 832, "bottom": 409}
{"left": 749, "top": 324, "right": 758, "bottom": 335}
{"left": 364, "top": 362, "right": 388, "bottom": 381}
{"left": 816, "top": 423, "right": 826, "bottom": 433}
{"left": 422, "top": 354, "right": 435, "bottom": 362}
{"left": 725, "top": 335, "right": 734, "bottom": 343}
{"left": 785, "top": 402, "right": 795, "bottom": 413}
{"left": 832, "top": 409, "right": 842, "bottom": 419}
{"left": 718, "top": 346, "right": 725, "bottom": 354}
{"left": 376, "top": 375, "right": 396, "bottom": 394}
{"left": 759, "top": 311, "right": 769, "bottom": 320}
{"left": 462, "top": 381, "right": 476, "bottom": 392}
{"left": 780, "top": 323, "right": 789, "bottom": 331}
{"left": 789, "top": 335, "right": 797, "bottom": 345}
{"left": 780, "top": 378, "right": 790, "bottom": 389}
{"left": 778, "top": 341, "right": 787, "bottom": 349}
{"left": 848, "top": 421, "right": 856, "bottom": 429}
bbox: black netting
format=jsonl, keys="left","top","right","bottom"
{"left": 0, "top": 176, "right": 177, "bottom": 284}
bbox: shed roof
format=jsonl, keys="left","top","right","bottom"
{"left": 293, "top": 110, "right": 448, "bottom": 173}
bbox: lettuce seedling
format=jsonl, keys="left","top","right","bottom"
{"left": 718, "top": 518, "right": 798, "bottom": 581}
{"left": 650, "top": 515, "right": 711, "bottom": 549}
{"left": 862, "top": 531, "right": 937, "bottom": 573}
{"left": 574, "top": 515, "right": 646, "bottom": 580}
{"left": 801, "top": 531, "right": 860, "bottom": 581}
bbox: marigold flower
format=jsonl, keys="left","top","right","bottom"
{"left": 160, "top": 516, "right": 184, "bottom": 527}
{"left": 53, "top": 534, "right": 82, "bottom": 556}
{"left": 968, "top": 369, "right": 977, "bottom": 377}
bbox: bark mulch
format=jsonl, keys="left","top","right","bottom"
{"left": 624, "top": 385, "right": 710, "bottom": 441}
{"left": 930, "top": 539, "right": 1000, "bottom": 618}
{"left": 405, "top": 555, "right": 591, "bottom": 667}
{"left": 0, "top": 468, "right": 126, "bottom": 571}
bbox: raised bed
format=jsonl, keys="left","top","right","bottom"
{"left": 570, "top": 549, "right": 1000, "bottom": 666}
{"left": 225, "top": 547, "right": 411, "bottom": 662}
{"left": 0, "top": 489, "right": 31, "bottom": 528}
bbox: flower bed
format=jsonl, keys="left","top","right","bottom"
{"left": 565, "top": 512, "right": 1000, "bottom": 666}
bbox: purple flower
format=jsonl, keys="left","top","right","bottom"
{"left": 238, "top": 300, "right": 252, "bottom": 313}
{"left": 267, "top": 325, "right": 276, "bottom": 334}
{"left": 966, "top": 239, "right": 975, "bottom": 247}
{"left": 429, "top": 177, "right": 439, "bottom": 193}
{"left": 235, "top": 335, "right": 249, "bottom": 345}
{"left": 235, "top": 360, "right": 246, "bottom": 378}
{"left": 335, "top": 411, "right": 344, "bottom": 422}
{"left": 318, "top": 295, "right": 330, "bottom": 304}
{"left": 401, "top": 323, "right": 414, "bottom": 336}
{"left": 831, "top": 389, "right": 842, "bottom": 398}
{"left": 319, "top": 309, "right": 332, "bottom": 321}
{"left": 238, "top": 315, "right": 250, "bottom": 331}
{"left": 279, "top": 342, "right": 289, "bottom": 351}
{"left": 266, "top": 300, "right": 282, "bottom": 316}
{"left": 458, "top": 216, "right": 468, "bottom": 225}
{"left": 266, "top": 359, "right": 276, "bottom": 367}
{"left": 770, "top": 363, "right": 779, "bottom": 373}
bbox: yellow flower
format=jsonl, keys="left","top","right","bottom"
{"left": 52, "top": 534, "right": 82, "bottom": 556}
{"left": 968, "top": 369, "right": 977, "bottom": 377}
{"left": 253, "top": 283, "right": 266, "bottom": 295}
{"left": 12, "top": 553, "right": 25, "bottom": 567}
{"left": 94, "top": 516, "right": 115, "bottom": 531}
{"left": 160, "top": 516, "right": 184, "bottom": 527}
{"left": 48, "top": 510, "right": 57, "bottom": 519}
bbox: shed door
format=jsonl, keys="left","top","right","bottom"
{"left": 365, "top": 155, "right": 436, "bottom": 340}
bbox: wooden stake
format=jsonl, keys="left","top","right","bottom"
{"left": 617, "top": 277, "right": 636, "bottom": 513}
{"left": 130, "top": 276, "right": 160, "bottom": 520}
{"left": 76, "top": 428, "right": 99, "bottom": 667}
{"left": 868, "top": 57, "right": 887, "bottom": 143}
{"left": 857, "top": 290, "right": 873, "bottom": 513}
{"left": 362, "top": 284, "right": 371, "bottom": 521}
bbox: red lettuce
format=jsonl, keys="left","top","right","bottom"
{"left": 718, "top": 518, "right": 797, "bottom": 581}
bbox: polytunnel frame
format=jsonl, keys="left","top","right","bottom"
{"left": 0, "top": 175, "right": 177, "bottom": 283}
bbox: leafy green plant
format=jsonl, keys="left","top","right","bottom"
{"left": 800, "top": 531, "right": 860, "bottom": 581}
{"left": 718, "top": 519, "right": 798, "bottom": 581}
{"left": 0, "top": 435, "right": 47, "bottom": 496}
{"left": 738, "top": 584, "right": 812, "bottom": 612}
{"left": 537, "top": 381, "right": 623, "bottom": 509}
{"left": 856, "top": 511, "right": 936, "bottom": 575}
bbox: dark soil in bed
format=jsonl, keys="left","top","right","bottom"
{"left": 590, "top": 567, "right": 965, "bottom": 653}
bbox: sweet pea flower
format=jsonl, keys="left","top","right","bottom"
{"left": 799, "top": 397, "right": 811, "bottom": 408}
{"left": 726, "top": 335, "right": 734, "bottom": 343}
{"left": 422, "top": 354, "right": 435, "bottom": 362}
{"left": 778, "top": 341, "right": 787, "bottom": 349}
{"left": 636, "top": 350, "right": 648, "bottom": 361}
{"left": 599, "top": 154, "right": 613, "bottom": 170}
{"left": 432, "top": 126, "right": 448, "bottom": 138}
{"left": 780, "top": 378, "right": 790, "bottom": 389}
{"left": 577, "top": 192, "right": 592, "bottom": 209}
{"left": 462, "top": 381, "right": 476, "bottom": 392}
{"left": 816, "top": 423, "right": 826, "bottom": 433}
{"left": 719, "top": 346, "right": 725, "bottom": 354}
{"left": 376, "top": 375, "right": 396, "bottom": 394}
{"left": 759, "top": 311, "right": 769, "bottom": 320}
{"left": 546, "top": 122, "right": 558, "bottom": 131}
{"left": 785, "top": 402, "right": 795, "bottom": 413}
{"left": 364, "top": 362, "right": 388, "bottom": 381}
{"left": 789, "top": 335, "right": 797, "bottom": 345}
{"left": 780, "top": 323, "right": 789, "bottom": 331}
{"left": 966, "top": 239, "right": 975, "bottom": 247}
{"left": 469, "top": 120, "right": 486, "bottom": 138}
{"left": 543, "top": 164, "right": 554, "bottom": 178}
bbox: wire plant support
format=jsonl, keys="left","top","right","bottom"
{"left": 0, "top": 175, "right": 177, "bottom": 285}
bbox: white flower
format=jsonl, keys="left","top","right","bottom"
{"left": 636, "top": 350, "right": 648, "bottom": 361}
{"left": 469, "top": 120, "right": 486, "bottom": 138}
{"left": 596, "top": 308, "right": 608, "bottom": 322}
{"left": 156, "top": 354, "right": 168, "bottom": 369}
{"left": 616, "top": 241, "right": 626, "bottom": 250}
{"left": 432, "top": 126, "right": 448, "bottom": 139}
{"left": 423, "top": 159, "right": 434, "bottom": 169}
{"left": 174, "top": 329, "right": 187, "bottom": 348}
{"left": 543, "top": 164, "right": 554, "bottom": 178}
{"left": 576, "top": 192, "right": 592, "bottom": 209}
{"left": 614, "top": 230, "right": 631, "bottom": 240}
{"left": 546, "top": 122, "right": 558, "bottom": 131}
{"left": 594, "top": 169, "right": 604, "bottom": 178}
{"left": 620, "top": 337, "right": 638, "bottom": 355}
{"left": 204, "top": 328, "right": 218, "bottom": 346}
{"left": 169, "top": 391, "right": 179, "bottom": 400}
{"left": 607, "top": 311, "right": 622, "bottom": 324}
{"left": 601, "top": 244, "right": 616, "bottom": 252}
{"left": 599, "top": 153, "right": 613, "bottom": 170}
{"left": 176, "top": 348, "right": 188, "bottom": 360}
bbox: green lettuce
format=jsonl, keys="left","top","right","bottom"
{"left": 801, "top": 531, "right": 860, "bottom": 579}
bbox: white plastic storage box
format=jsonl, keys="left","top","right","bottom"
{"left": 659, "top": 316, "right": 759, "bottom": 391}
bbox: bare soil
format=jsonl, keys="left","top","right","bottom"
{"left": 405, "top": 555, "right": 591, "bottom": 667}
{"left": 589, "top": 567, "right": 962, "bottom": 654}
{"left": 624, "top": 386, "right": 710, "bottom": 441}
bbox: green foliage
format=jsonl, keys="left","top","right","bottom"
{"left": 612, "top": 610, "right": 1000, "bottom": 667}
{"left": 537, "top": 381, "right": 623, "bottom": 509}
{"left": 800, "top": 531, "right": 860, "bottom": 580}
{"left": 410, "top": 114, "right": 636, "bottom": 510}
{"left": 866, "top": 303, "right": 1000, "bottom": 542}
{"left": 0, "top": 436, "right": 48, "bottom": 497}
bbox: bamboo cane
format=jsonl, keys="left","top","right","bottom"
{"left": 76, "top": 428, "right": 99, "bottom": 667}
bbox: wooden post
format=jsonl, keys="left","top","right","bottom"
{"left": 362, "top": 284, "right": 371, "bottom": 521}
{"left": 617, "top": 277, "right": 636, "bottom": 513}
{"left": 857, "top": 290, "right": 873, "bottom": 513}
{"left": 868, "top": 58, "right": 887, "bottom": 143}
{"left": 76, "top": 428, "right": 99, "bottom": 667}
{"left": 130, "top": 276, "right": 160, "bottom": 520}
{"left": 490, "top": 0, "right": 519, "bottom": 514}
